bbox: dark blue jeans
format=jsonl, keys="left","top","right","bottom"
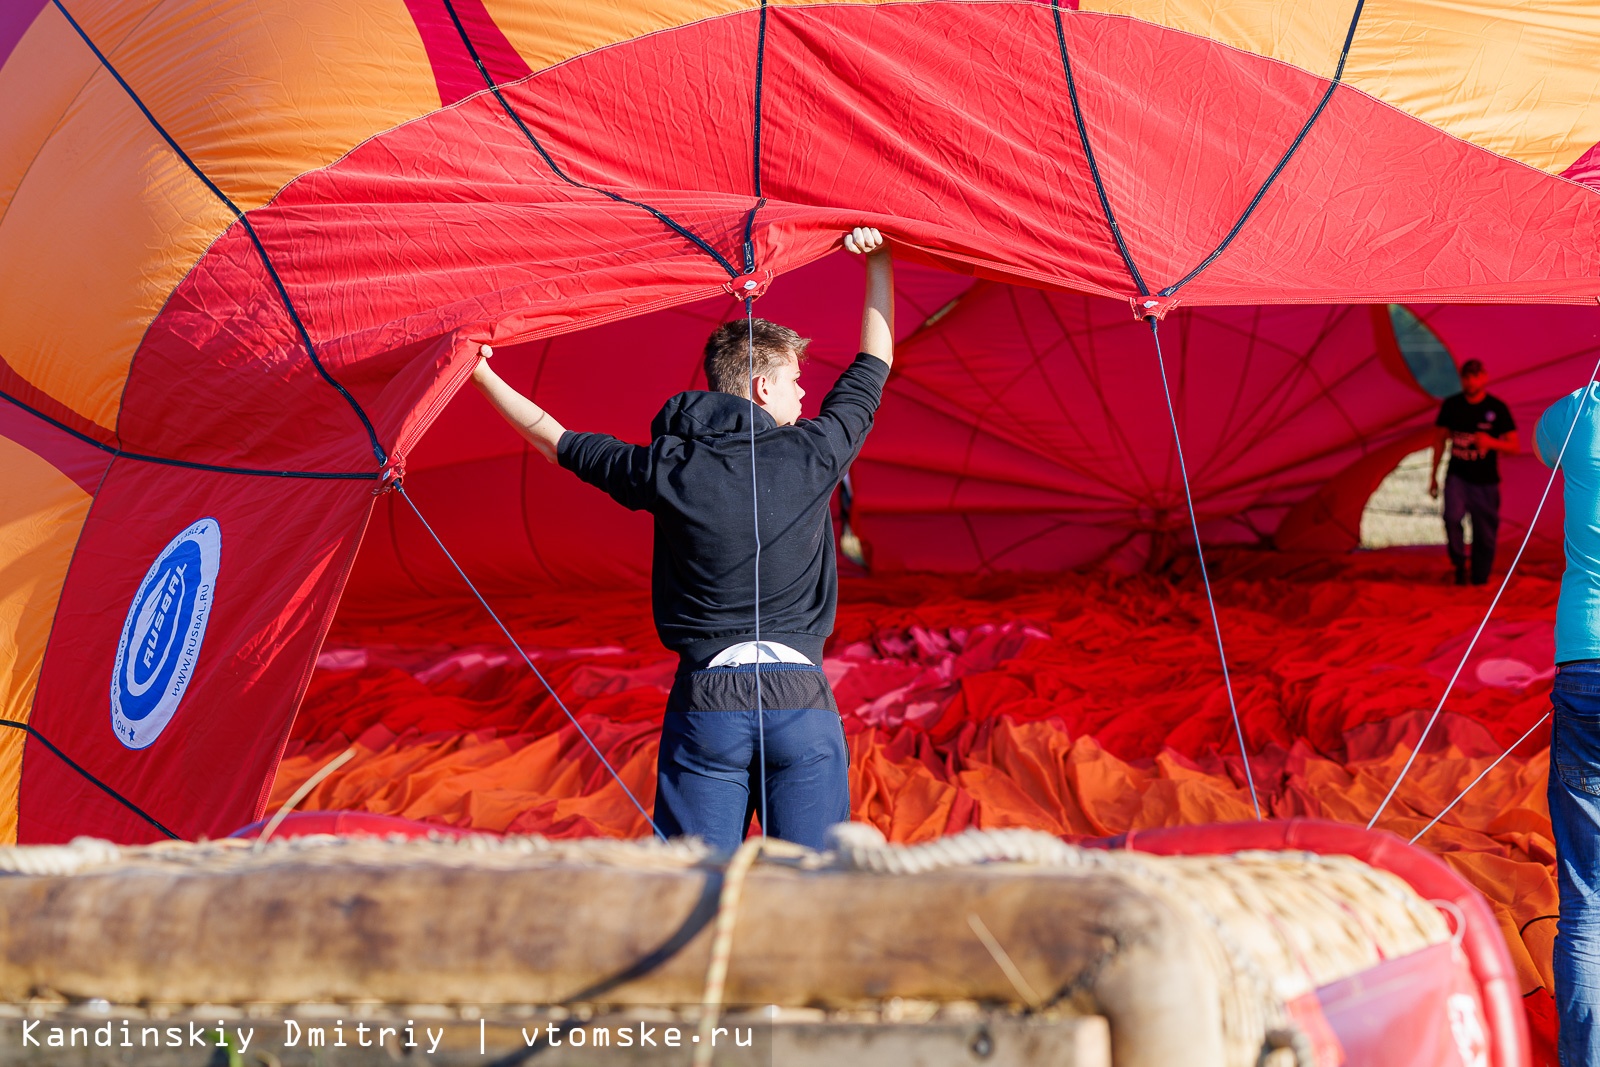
{"left": 1551, "top": 662, "right": 1600, "bottom": 1066}
{"left": 654, "top": 663, "right": 849, "bottom": 852}
{"left": 1443, "top": 475, "right": 1501, "bottom": 584}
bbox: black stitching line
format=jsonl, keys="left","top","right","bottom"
{"left": 1050, "top": 0, "right": 1368, "bottom": 300}
{"left": 2, "top": 390, "right": 378, "bottom": 480}
{"left": 438, "top": 0, "right": 741, "bottom": 279}
{"left": 1051, "top": 0, "right": 1149, "bottom": 296}
{"left": 1519, "top": 913, "right": 1559, "bottom": 938}
{"left": 1157, "top": 2, "right": 1368, "bottom": 297}
{"left": 49, "top": 0, "right": 388, "bottom": 466}
{"left": 741, "top": 0, "right": 770, "bottom": 274}
{"left": 0, "top": 720, "right": 180, "bottom": 839}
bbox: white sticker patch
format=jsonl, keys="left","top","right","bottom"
{"left": 111, "top": 518, "right": 221, "bottom": 750}
{"left": 1447, "top": 992, "right": 1488, "bottom": 1067}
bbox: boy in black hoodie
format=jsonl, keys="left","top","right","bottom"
{"left": 471, "top": 227, "right": 893, "bottom": 850}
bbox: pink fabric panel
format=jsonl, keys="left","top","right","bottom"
{"left": 1561, "top": 141, "right": 1600, "bottom": 194}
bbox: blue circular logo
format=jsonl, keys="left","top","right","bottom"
{"left": 111, "top": 518, "right": 221, "bottom": 749}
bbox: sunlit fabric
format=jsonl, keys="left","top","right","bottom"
{"left": 2, "top": 13, "right": 1599, "bottom": 1056}
{"left": 289, "top": 551, "right": 1564, "bottom": 1055}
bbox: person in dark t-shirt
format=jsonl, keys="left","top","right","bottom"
{"left": 468, "top": 227, "right": 894, "bottom": 851}
{"left": 1429, "top": 359, "right": 1520, "bottom": 585}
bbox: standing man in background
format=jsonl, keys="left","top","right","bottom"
{"left": 1430, "top": 359, "right": 1520, "bottom": 585}
{"left": 1536, "top": 383, "right": 1600, "bottom": 1067}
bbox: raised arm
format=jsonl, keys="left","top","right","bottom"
{"left": 845, "top": 226, "right": 894, "bottom": 368}
{"left": 470, "top": 345, "right": 566, "bottom": 462}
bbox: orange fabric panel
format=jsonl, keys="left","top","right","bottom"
{"left": 482, "top": 0, "right": 753, "bottom": 75}
{"left": 0, "top": 72, "right": 236, "bottom": 430}
{"left": 0, "top": 436, "right": 93, "bottom": 845}
{"left": 0, "top": 731, "right": 20, "bottom": 848}
{"left": 1078, "top": 2, "right": 1353, "bottom": 79}
{"left": 0, "top": 0, "right": 146, "bottom": 225}
{"left": 0, "top": 0, "right": 438, "bottom": 430}
{"left": 80, "top": 0, "right": 440, "bottom": 211}
{"left": 1348, "top": 1, "right": 1600, "bottom": 174}
{"left": 482, "top": 0, "right": 883, "bottom": 80}
{"left": 1081, "top": 0, "right": 1600, "bottom": 174}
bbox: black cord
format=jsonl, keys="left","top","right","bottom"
{"left": 0, "top": 720, "right": 180, "bottom": 839}
{"left": 1050, "top": 0, "right": 1369, "bottom": 299}
{"left": 52, "top": 0, "right": 389, "bottom": 466}
{"left": 1050, "top": 0, "right": 1149, "bottom": 297}
{"left": 1158, "top": 2, "right": 1368, "bottom": 297}
{"left": 439, "top": 0, "right": 742, "bottom": 279}
{"left": 2, "top": 391, "right": 379, "bottom": 480}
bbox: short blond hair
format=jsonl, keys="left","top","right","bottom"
{"left": 703, "top": 318, "right": 809, "bottom": 396}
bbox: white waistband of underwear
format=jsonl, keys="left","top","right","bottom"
{"left": 707, "top": 640, "right": 813, "bottom": 667}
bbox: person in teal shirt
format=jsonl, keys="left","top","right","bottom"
{"left": 1536, "top": 382, "right": 1600, "bottom": 1067}
{"left": 1538, "top": 385, "right": 1600, "bottom": 662}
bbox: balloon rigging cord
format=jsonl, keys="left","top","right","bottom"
{"left": 50, "top": 0, "right": 388, "bottom": 465}
{"left": 52, "top": 0, "right": 1562, "bottom": 844}
{"left": 1370, "top": 353, "right": 1600, "bottom": 830}
{"left": 394, "top": 483, "right": 665, "bottom": 840}
{"left": 746, "top": 300, "right": 770, "bottom": 837}
{"left": 1146, "top": 316, "right": 1262, "bottom": 820}
{"left": 1409, "top": 711, "right": 1550, "bottom": 845}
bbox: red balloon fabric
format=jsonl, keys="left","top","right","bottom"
{"left": 347, "top": 260, "right": 1589, "bottom": 602}
{"left": 6, "top": 4, "right": 1599, "bottom": 1060}
{"left": 9, "top": 0, "right": 1600, "bottom": 852}
{"left": 283, "top": 548, "right": 1564, "bottom": 1056}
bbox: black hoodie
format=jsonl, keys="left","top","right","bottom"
{"left": 557, "top": 353, "right": 889, "bottom": 668}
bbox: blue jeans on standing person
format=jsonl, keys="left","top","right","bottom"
{"left": 654, "top": 663, "right": 850, "bottom": 852}
{"left": 1551, "top": 662, "right": 1600, "bottom": 1066}
{"left": 1443, "top": 475, "right": 1501, "bottom": 584}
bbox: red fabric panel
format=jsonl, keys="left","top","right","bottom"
{"left": 119, "top": 187, "right": 739, "bottom": 473}
{"left": 754, "top": 6, "right": 1600, "bottom": 304}
{"left": 401, "top": 0, "right": 531, "bottom": 107}
{"left": 1561, "top": 141, "right": 1600, "bottom": 193}
{"left": 119, "top": 6, "right": 1600, "bottom": 473}
{"left": 857, "top": 289, "right": 1434, "bottom": 570}
{"left": 18, "top": 461, "right": 373, "bottom": 843}
{"left": 755, "top": 3, "right": 1126, "bottom": 296}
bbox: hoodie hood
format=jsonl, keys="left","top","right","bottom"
{"left": 652, "top": 390, "right": 777, "bottom": 440}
